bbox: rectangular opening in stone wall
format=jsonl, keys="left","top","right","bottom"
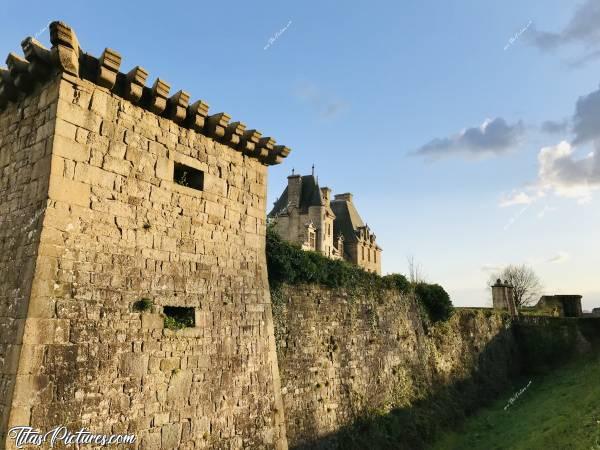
{"left": 173, "top": 163, "right": 204, "bottom": 191}
{"left": 163, "top": 306, "right": 195, "bottom": 329}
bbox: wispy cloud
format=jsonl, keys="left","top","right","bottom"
{"left": 541, "top": 119, "right": 569, "bottom": 135}
{"left": 526, "top": 0, "right": 600, "bottom": 67}
{"left": 500, "top": 191, "right": 539, "bottom": 207}
{"left": 481, "top": 264, "right": 504, "bottom": 273}
{"left": 294, "top": 82, "right": 349, "bottom": 119}
{"left": 547, "top": 251, "right": 570, "bottom": 264}
{"left": 414, "top": 118, "right": 525, "bottom": 160}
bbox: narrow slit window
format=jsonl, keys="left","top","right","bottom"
{"left": 308, "top": 231, "right": 316, "bottom": 249}
{"left": 174, "top": 163, "right": 204, "bottom": 191}
{"left": 163, "top": 306, "right": 195, "bottom": 329}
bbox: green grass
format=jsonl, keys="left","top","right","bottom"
{"left": 431, "top": 356, "right": 600, "bottom": 450}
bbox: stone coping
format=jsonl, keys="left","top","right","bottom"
{"left": 0, "top": 21, "right": 291, "bottom": 166}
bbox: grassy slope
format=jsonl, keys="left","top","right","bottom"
{"left": 431, "top": 356, "right": 600, "bottom": 450}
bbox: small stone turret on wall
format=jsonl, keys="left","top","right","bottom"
{"left": 492, "top": 279, "right": 518, "bottom": 317}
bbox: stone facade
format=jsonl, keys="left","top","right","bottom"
{"left": 273, "top": 285, "right": 518, "bottom": 448}
{"left": 0, "top": 74, "right": 57, "bottom": 447}
{"left": 0, "top": 22, "right": 290, "bottom": 449}
{"left": 330, "top": 193, "right": 381, "bottom": 274}
{"left": 269, "top": 174, "right": 338, "bottom": 259}
{"left": 269, "top": 175, "right": 382, "bottom": 274}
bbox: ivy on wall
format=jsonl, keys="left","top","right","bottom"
{"left": 266, "top": 225, "right": 453, "bottom": 322}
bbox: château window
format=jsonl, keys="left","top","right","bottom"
{"left": 174, "top": 163, "right": 204, "bottom": 191}
{"left": 374, "top": 251, "right": 377, "bottom": 263}
{"left": 309, "top": 231, "right": 316, "bottom": 249}
{"left": 368, "top": 248, "right": 371, "bottom": 262}
{"left": 361, "top": 246, "right": 365, "bottom": 260}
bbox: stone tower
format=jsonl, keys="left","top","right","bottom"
{"left": 491, "top": 279, "right": 518, "bottom": 317}
{"left": 0, "top": 22, "right": 291, "bottom": 449}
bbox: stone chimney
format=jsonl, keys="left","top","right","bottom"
{"left": 334, "top": 193, "right": 353, "bottom": 203}
{"left": 321, "top": 187, "right": 331, "bottom": 207}
{"left": 287, "top": 174, "right": 302, "bottom": 208}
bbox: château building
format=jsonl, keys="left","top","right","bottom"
{"left": 268, "top": 172, "right": 382, "bottom": 274}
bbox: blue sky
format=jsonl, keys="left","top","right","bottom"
{"left": 2, "top": 1, "right": 600, "bottom": 309}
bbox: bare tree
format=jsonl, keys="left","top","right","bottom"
{"left": 407, "top": 255, "right": 425, "bottom": 284}
{"left": 488, "top": 264, "right": 542, "bottom": 308}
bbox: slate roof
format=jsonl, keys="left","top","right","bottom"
{"left": 268, "top": 175, "right": 324, "bottom": 216}
{"left": 330, "top": 198, "right": 365, "bottom": 244}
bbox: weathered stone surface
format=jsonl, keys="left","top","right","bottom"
{"left": 274, "top": 285, "right": 518, "bottom": 448}
{"left": 0, "top": 78, "right": 58, "bottom": 445}
{"left": 0, "top": 72, "right": 287, "bottom": 449}
{"left": 97, "top": 48, "right": 121, "bottom": 89}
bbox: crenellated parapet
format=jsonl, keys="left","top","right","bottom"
{"left": 0, "top": 21, "right": 291, "bottom": 166}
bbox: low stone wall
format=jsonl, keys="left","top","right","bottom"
{"left": 273, "top": 285, "right": 520, "bottom": 448}
{"left": 516, "top": 315, "right": 600, "bottom": 372}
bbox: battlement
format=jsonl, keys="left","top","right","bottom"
{"left": 0, "top": 21, "right": 291, "bottom": 166}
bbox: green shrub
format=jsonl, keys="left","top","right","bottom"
{"left": 382, "top": 274, "right": 410, "bottom": 293}
{"left": 133, "top": 298, "right": 153, "bottom": 312}
{"left": 163, "top": 306, "right": 195, "bottom": 330}
{"left": 266, "top": 225, "right": 452, "bottom": 320}
{"left": 414, "top": 283, "right": 454, "bottom": 322}
{"left": 164, "top": 315, "right": 192, "bottom": 330}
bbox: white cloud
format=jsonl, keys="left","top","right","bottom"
{"left": 294, "top": 82, "right": 349, "bottom": 119}
{"left": 537, "top": 141, "right": 600, "bottom": 202}
{"left": 501, "top": 140, "right": 600, "bottom": 207}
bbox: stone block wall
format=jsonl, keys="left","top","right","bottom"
{"left": 0, "top": 80, "right": 58, "bottom": 444}
{"left": 273, "top": 285, "right": 518, "bottom": 448}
